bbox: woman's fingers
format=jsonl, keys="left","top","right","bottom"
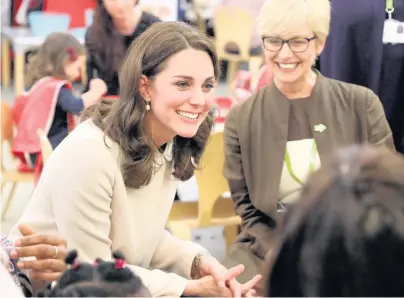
{"left": 18, "top": 224, "right": 36, "bottom": 236}
{"left": 17, "top": 258, "right": 66, "bottom": 272}
{"left": 244, "top": 289, "right": 256, "bottom": 297}
{"left": 223, "top": 265, "right": 245, "bottom": 297}
{"left": 31, "top": 270, "right": 63, "bottom": 282}
{"left": 15, "top": 233, "right": 67, "bottom": 248}
{"left": 11, "top": 244, "right": 67, "bottom": 260}
{"left": 241, "top": 274, "right": 262, "bottom": 295}
{"left": 224, "top": 264, "right": 245, "bottom": 281}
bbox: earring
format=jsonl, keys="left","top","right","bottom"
{"left": 145, "top": 101, "right": 151, "bottom": 111}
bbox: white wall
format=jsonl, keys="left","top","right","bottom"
{"left": 138, "top": 0, "right": 178, "bottom": 21}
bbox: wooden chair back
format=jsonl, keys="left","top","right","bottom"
{"left": 194, "top": 132, "right": 229, "bottom": 226}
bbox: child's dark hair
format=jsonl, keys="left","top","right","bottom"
{"left": 41, "top": 250, "right": 150, "bottom": 297}
{"left": 26, "top": 32, "right": 86, "bottom": 87}
{"left": 267, "top": 145, "right": 404, "bottom": 297}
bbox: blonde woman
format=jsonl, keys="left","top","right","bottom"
{"left": 222, "top": 0, "right": 394, "bottom": 286}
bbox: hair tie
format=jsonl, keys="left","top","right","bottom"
{"left": 115, "top": 258, "right": 125, "bottom": 269}
{"left": 65, "top": 250, "right": 79, "bottom": 269}
{"left": 71, "top": 260, "right": 79, "bottom": 269}
{"left": 67, "top": 47, "right": 77, "bottom": 61}
{"left": 93, "top": 258, "right": 102, "bottom": 267}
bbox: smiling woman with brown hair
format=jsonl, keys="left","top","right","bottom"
{"left": 9, "top": 21, "right": 261, "bottom": 297}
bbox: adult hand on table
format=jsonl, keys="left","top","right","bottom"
{"left": 9, "top": 224, "right": 67, "bottom": 281}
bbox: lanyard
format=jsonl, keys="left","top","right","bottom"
{"left": 284, "top": 139, "right": 317, "bottom": 186}
{"left": 386, "top": 0, "right": 395, "bottom": 19}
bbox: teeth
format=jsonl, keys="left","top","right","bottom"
{"left": 279, "top": 63, "right": 297, "bottom": 69}
{"left": 176, "top": 111, "right": 199, "bottom": 119}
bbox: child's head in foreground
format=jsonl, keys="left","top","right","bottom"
{"left": 41, "top": 250, "right": 150, "bottom": 297}
{"left": 267, "top": 145, "right": 404, "bottom": 297}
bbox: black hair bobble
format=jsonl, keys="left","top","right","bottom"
{"left": 113, "top": 251, "right": 125, "bottom": 269}
{"left": 41, "top": 250, "right": 150, "bottom": 297}
{"left": 97, "top": 250, "right": 133, "bottom": 283}
{"left": 65, "top": 250, "right": 79, "bottom": 269}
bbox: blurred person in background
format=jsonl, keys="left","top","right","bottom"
{"left": 84, "top": 0, "right": 160, "bottom": 96}
{"left": 319, "top": 0, "right": 404, "bottom": 154}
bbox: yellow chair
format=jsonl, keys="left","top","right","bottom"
{"left": 167, "top": 132, "right": 241, "bottom": 251}
{"left": 1, "top": 101, "right": 35, "bottom": 220}
{"left": 213, "top": 7, "right": 262, "bottom": 87}
{"left": 36, "top": 129, "right": 53, "bottom": 165}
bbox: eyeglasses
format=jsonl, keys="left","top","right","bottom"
{"left": 262, "top": 36, "right": 317, "bottom": 53}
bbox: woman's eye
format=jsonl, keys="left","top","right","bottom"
{"left": 202, "top": 83, "right": 214, "bottom": 92}
{"left": 175, "top": 81, "right": 190, "bottom": 88}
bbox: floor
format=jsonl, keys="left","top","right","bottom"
{"left": 1, "top": 81, "right": 232, "bottom": 260}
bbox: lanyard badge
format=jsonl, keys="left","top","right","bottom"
{"left": 383, "top": 0, "right": 404, "bottom": 44}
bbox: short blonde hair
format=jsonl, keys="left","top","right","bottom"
{"left": 258, "top": 0, "right": 331, "bottom": 43}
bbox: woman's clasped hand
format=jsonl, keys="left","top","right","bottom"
{"left": 184, "top": 254, "right": 262, "bottom": 297}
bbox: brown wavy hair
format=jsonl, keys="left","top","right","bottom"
{"left": 82, "top": 21, "right": 218, "bottom": 189}
{"left": 85, "top": 0, "right": 138, "bottom": 81}
{"left": 25, "top": 32, "right": 86, "bottom": 87}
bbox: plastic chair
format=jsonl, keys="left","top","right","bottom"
{"left": 167, "top": 132, "right": 240, "bottom": 251}
{"left": 213, "top": 7, "right": 262, "bottom": 87}
{"left": 44, "top": 0, "right": 95, "bottom": 28}
{"left": 1, "top": 101, "right": 35, "bottom": 220}
{"left": 28, "top": 12, "right": 70, "bottom": 37}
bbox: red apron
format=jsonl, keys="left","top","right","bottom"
{"left": 12, "top": 77, "right": 76, "bottom": 184}
{"left": 233, "top": 65, "right": 273, "bottom": 102}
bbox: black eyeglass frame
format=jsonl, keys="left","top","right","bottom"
{"left": 261, "top": 36, "right": 317, "bottom": 53}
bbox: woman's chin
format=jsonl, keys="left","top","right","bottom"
{"left": 274, "top": 71, "right": 306, "bottom": 85}
{"left": 175, "top": 129, "right": 199, "bottom": 139}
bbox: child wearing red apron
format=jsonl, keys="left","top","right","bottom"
{"left": 12, "top": 32, "right": 107, "bottom": 184}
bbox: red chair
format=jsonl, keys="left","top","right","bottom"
{"left": 12, "top": 0, "right": 24, "bottom": 26}
{"left": 214, "top": 97, "right": 233, "bottom": 124}
{"left": 1, "top": 101, "right": 35, "bottom": 220}
{"left": 44, "top": 0, "right": 95, "bottom": 28}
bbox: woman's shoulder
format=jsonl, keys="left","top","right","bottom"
{"left": 225, "top": 86, "right": 269, "bottom": 132}
{"left": 40, "top": 120, "right": 121, "bottom": 189}
{"left": 321, "top": 76, "right": 375, "bottom": 104}
{"left": 141, "top": 11, "right": 161, "bottom": 25}
{"left": 64, "top": 120, "right": 104, "bottom": 142}
{"left": 53, "top": 120, "right": 120, "bottom": 163}
{"left": 130, "top": 12, "right": 161, "bottom": 40}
